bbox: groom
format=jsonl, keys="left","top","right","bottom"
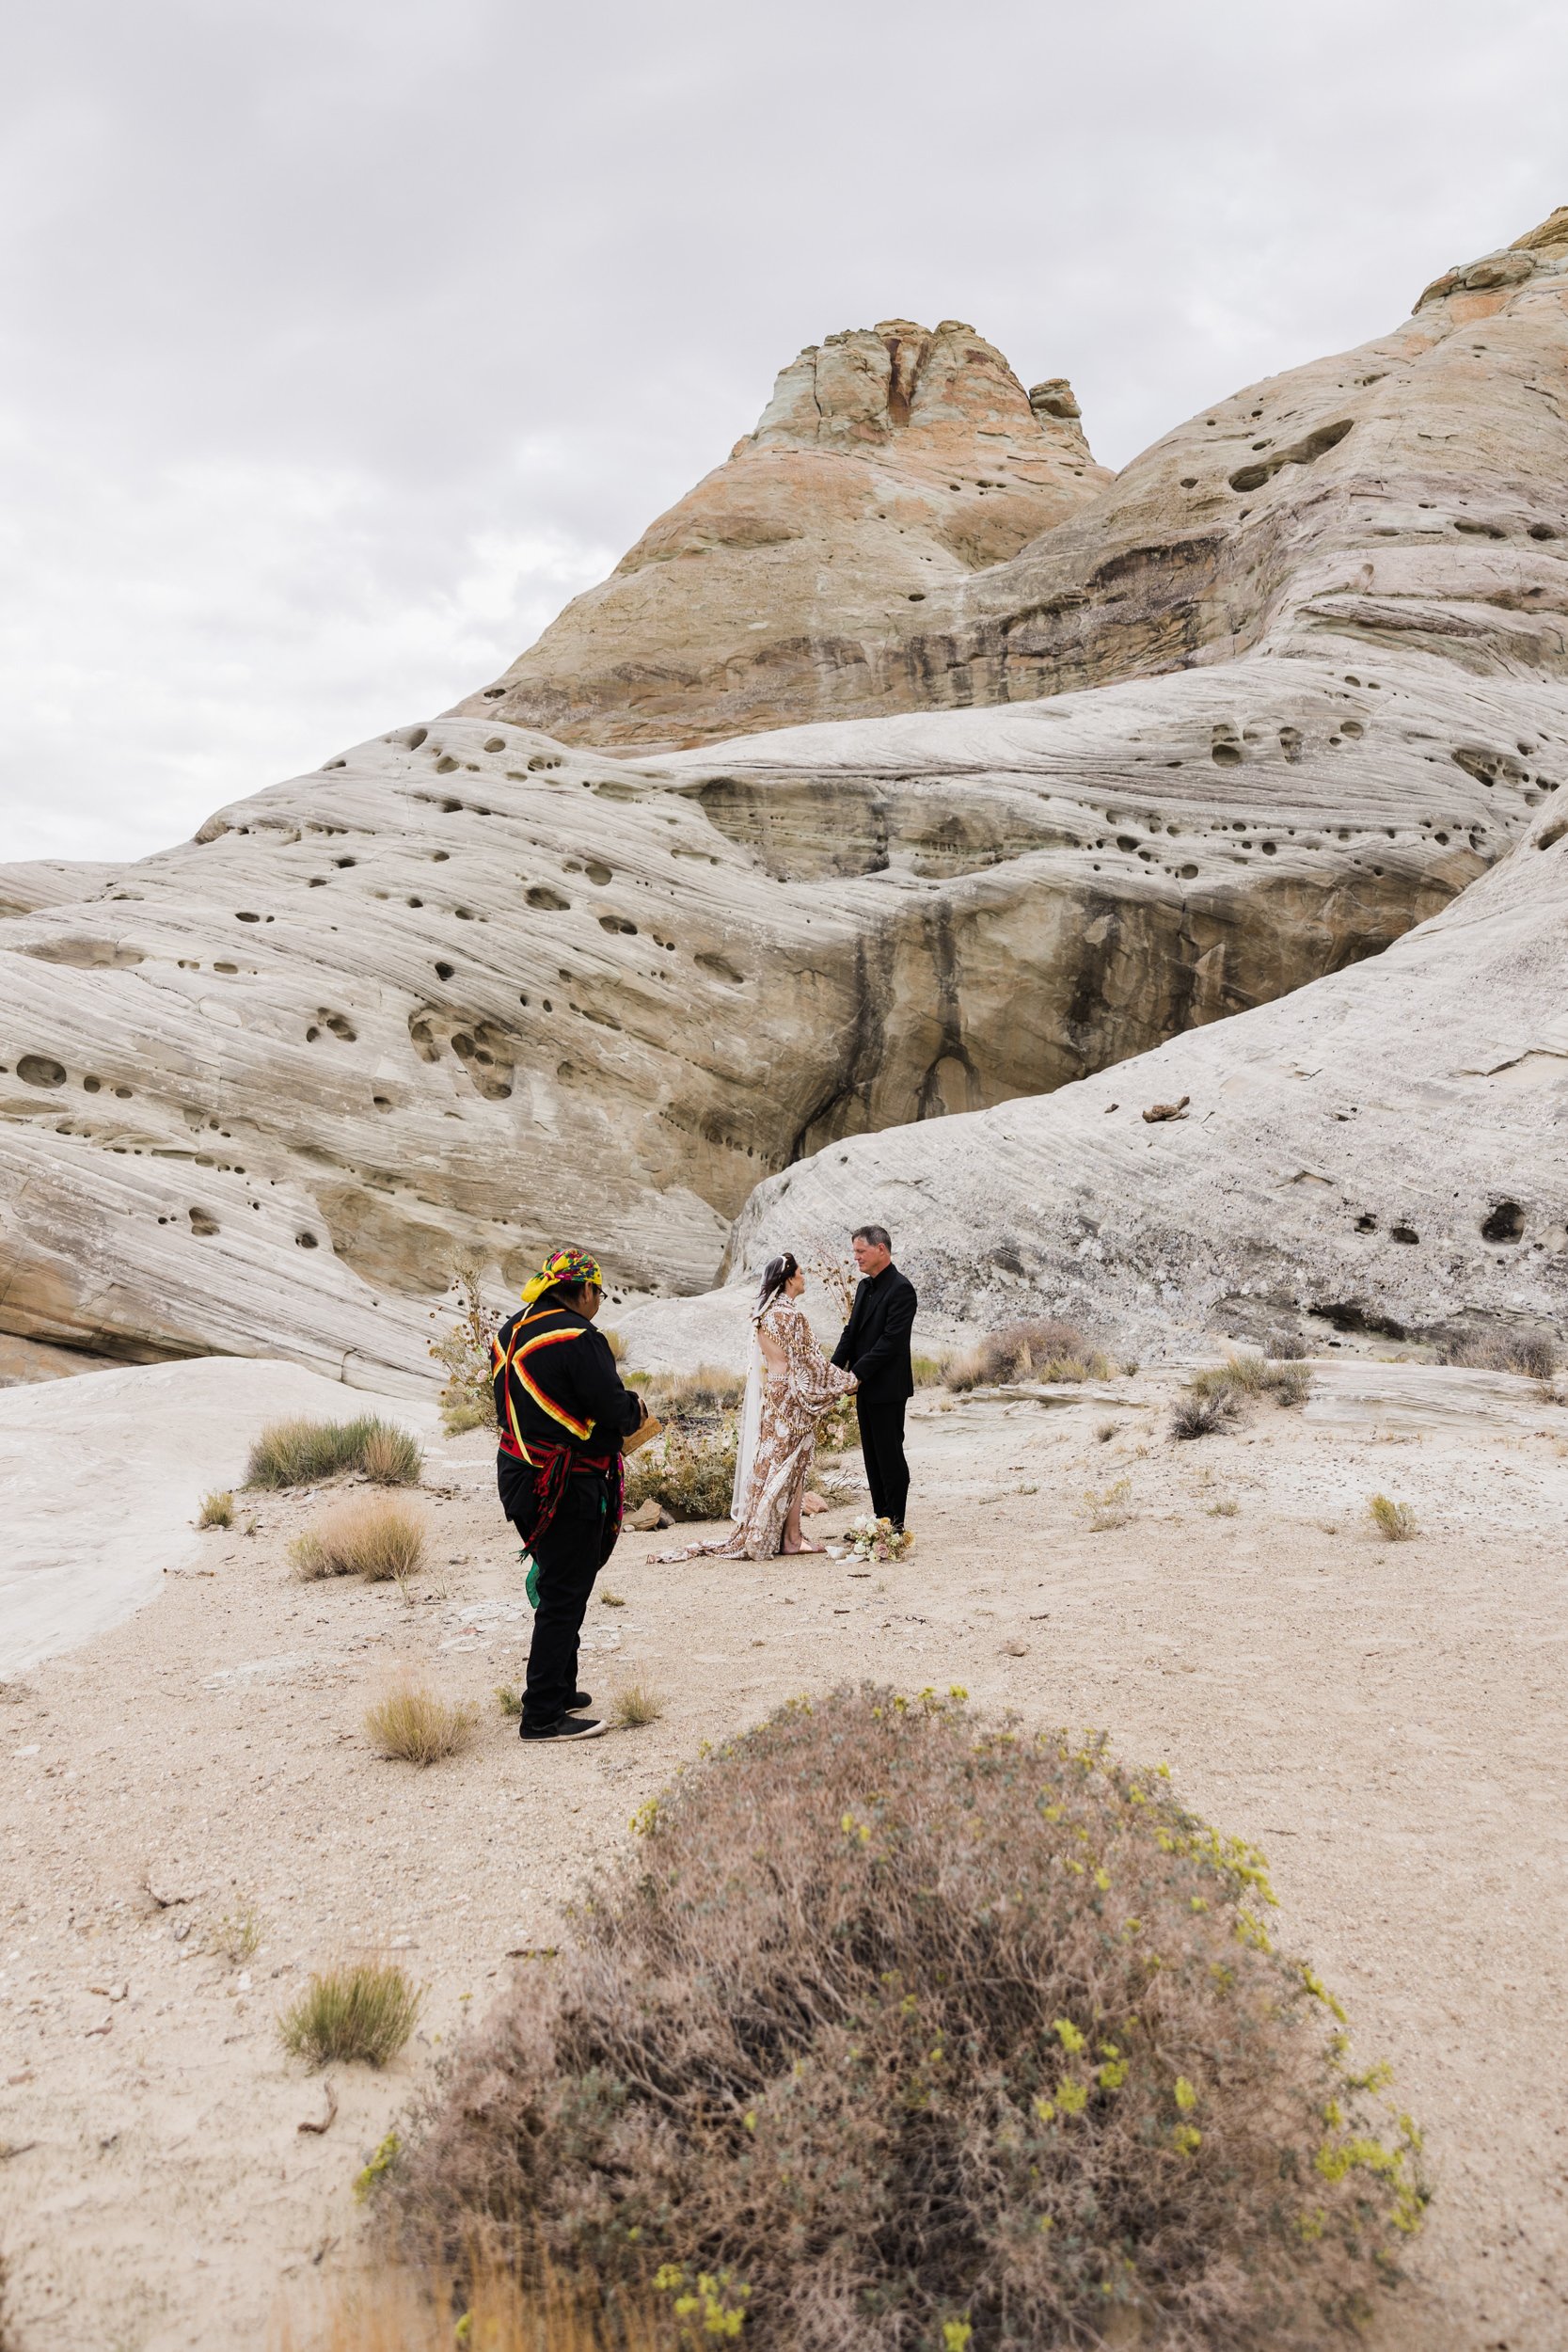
{"left": 832, "top": 1224, "right": 917, "bottom": 1531}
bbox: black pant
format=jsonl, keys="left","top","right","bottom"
{"left": 498, "top": 1459, "right": 611, "bottom": 1727}
{"left": 856, "top": 1397, "right": 910, "bottom": 1528}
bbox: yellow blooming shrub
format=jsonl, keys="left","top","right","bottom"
{"left": 387, "top": 1687, "right": 1426, "bottom": 2351}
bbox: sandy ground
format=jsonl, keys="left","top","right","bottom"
{"left": 0, "top": 1359, "right": 437, "bottom": 1677}
{"left": 2, "top": 1359, "right": 1566, "bottom": 2350}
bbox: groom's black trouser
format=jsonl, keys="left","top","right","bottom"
{"left": 856, "top": 1398, "right": 910, "bottom": 1528}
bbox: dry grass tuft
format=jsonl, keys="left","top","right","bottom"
{"left": 1173, "top": 1353, "right": 1311, "bottom": 1439}
{"left": 944, "top": 1318, "right": 1111, "bottom": 1392}
{"left": 365, "top": 1683, "right": 475, "bottom": 1766}
{"left": 197, "top": 1488, "right": 234, "bottom": 1529}
{"left": 627, "top": 1364, "right": 745, "bottom": 1422}
{"left": 624, "top": 1417, "right": 738, "bottom": 1522}
{"left": 911, "top": 1353, "right": 947, "bottom": 1388}
{"left": 277, "top": 2253, "right": 674, "bottom": 2352}
{"left": 212, "top": 1897, "right": 262, "bottom": 1964}
{"left": 245, "top": 1415, "right": 422, "bottom": 1490}
{"left": 291, "top": 1496, "right": 428, "bottom": 1583}
{"left": 610, "top": 1681, "right": 665, "bottom": 1730}
{"left": 1444, "top": 1327, "right": 1559, "bottom": 1380}
{"left": 279, "top": 1963, "right": 421, "bottom": 2070}
{"left": 388, "top": 1689, "right": 1425, "bottom": 2351}
{"left": 1266, "top": 1325, "right": 1309, "bottom": 1359}
{"left": 1170, "top": 1386, "right": 1242, "bottom": 1440}
{"left": 1081, "top": 1476, "right": 1132, "bottom": 1532}
{"left": 496, "top": 1684, "right": 523, "bottom": 1718}
{"left": 358, "top": 1422, "right": 425, "bottom": 1486}
{"left": 1369, "top": 1493, "right": 1419, "bottom": 1542}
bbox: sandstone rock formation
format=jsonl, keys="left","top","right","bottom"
{"left": 458, "top": 319, "right": 1109, "bottom": 749}
{"left": 4, "top": 215, "right": 1568, "bottom": 1380}
{"left": 725, "top": 762, "right": 1568, "bottom": 1357}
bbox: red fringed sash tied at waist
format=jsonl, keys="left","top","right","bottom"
{"left": 498, "top": 1432, "right": 626, "bottom": 1556}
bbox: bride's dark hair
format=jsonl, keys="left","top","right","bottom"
{"left": 755, "top": 1250, "right": 799, "bottom": 1314}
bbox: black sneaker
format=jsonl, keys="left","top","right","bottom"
{"left": 566, "top": 1691, "right": 592, "bottom": 1712}
{"left": 519, "top": 1713, "right": 607, "bottom": 1742}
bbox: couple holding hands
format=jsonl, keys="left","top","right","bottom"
{"left": 492, "top": 1230, "right": 917, "bottom": 1742}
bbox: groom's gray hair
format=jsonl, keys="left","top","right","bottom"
{"left": 852, "top": 1224, "right": 892, "bottom": 1250}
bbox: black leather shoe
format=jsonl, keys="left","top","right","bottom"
{"left": 566, "top": 1691, "right": 592, "bottom": 1712}
{"left": 519, "top": 1714, "right": 607, "bottom": 1742}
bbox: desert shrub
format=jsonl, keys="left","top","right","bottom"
{"left": 245, "top": 1414, "right": 422, "bottom": 1490}
{"left": 197, "top": 1488, "right": 234, "bottom": 1529}
{"left": 358, "top": 1422, "right": 425, "bottom": 1486}
{"left": 1175, "top": 1357, "right": 1310, "bottom": 1439}
{"left": 279, "top": 1962, "right": 421, "bottom": 2069}
{"left": 602, "top": 1327, "right": 626, "bottom": 1363}
{"left": 911, "top": 1353, "right": 946, "bottom": 1388}
{"left": 944, "top": 1319, "right": 1110, "bottom": 1391}
{"left": 624, "top": 1417, "right": 738, "bottom": 1521}
{"left": 1266, "top": 1326, "right": 1309, "bottom": 1360}
{"left": 365, "top": 1683, "right": 475, "bottom": 1766}
{"left": 1268, "top": 1359, "right": 1313, "bottom": 1409}
{"left": 628, "top": 1364, "right": 746, "bottom": 1423}
{"left": 441, "top": 1392, "right": 494, "bottom": 1436}
{"left": 816, "top": 1392, "right": 858, "bottom": 1454}
{"left": 388, "top": 1689, "right": 1425, "bottom": 2352}
{"left": 1368, "top": 1494, "right": 1419, "bottom": 1542}
{"left": 1170, "top": 1384, "right": 1241, "bottom": 1440}
{"left": 430, "top": 1253, "right": 499, "bottom": 1435}
{"left": 496, "top": 1684, "right": 523, "bottom": 1718}
{"left": 610, "top": 1680, "right": 665, "bottom": 1730}
{"left": 1444, "top": 1327, "right": 1559, "bottom": 1380}
{"left": 292, "top": 1496, "right": 428, "bottom": 1583}
{"left": 1081, "top": 1476, "right": 1132, "bottom": 1532}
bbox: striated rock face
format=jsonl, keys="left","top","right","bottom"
{"left": 1, "top": 666, "right": 1522, "bottom": 1372}
{"left": 459, "top": 319, "right": 1109, "bottom": 750}
{"left": 5, "top": 215, "right": 1568, "bottom": 1380}
{"left": 726, "top": 774, "right": 1568, "bottom": 1356}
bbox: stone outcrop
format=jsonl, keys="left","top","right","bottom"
{"left": 459, "top": 320, "right": 1109, "bottom": 749}
{"left": 4, "top": 215, "right": 1568, "bottom": 1380}
{"left": 725, "top": 767, "right": 1568, "bottom": 1357}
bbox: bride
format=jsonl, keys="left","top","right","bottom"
{"left": 663, "top": 1252, "right": 857, "bottom": 1560}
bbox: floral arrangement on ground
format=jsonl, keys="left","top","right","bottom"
{"left": 832, "top": 1515, "right": 915, "bottom": 1564}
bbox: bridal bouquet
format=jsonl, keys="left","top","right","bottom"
{"left": 844, "top": 1514, "right": 914, "bottom": 1564}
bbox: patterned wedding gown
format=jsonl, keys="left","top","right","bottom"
{"left": 661, "top": 1298, "right": 856, "bottom": 1561}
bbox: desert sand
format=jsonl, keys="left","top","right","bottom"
{"left": 2, "top": 1355, "right": 1566, "bottom": 2350}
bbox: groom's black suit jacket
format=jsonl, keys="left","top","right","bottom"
{"left": 832, "top": 1263, "right": 917, "bottom": 1405}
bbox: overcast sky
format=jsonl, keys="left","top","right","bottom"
{"left": 3, "top": 0, "right": 1563, "bottom": 866}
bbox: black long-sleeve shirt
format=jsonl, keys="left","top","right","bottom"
{"left": 492, "top": 1300, "right": 642, "bottom": 1459}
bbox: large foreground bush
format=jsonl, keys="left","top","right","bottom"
{"left": 387, "top": 1691, "right": 1424, "bottom": 2351}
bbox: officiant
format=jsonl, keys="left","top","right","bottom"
{"left": 832, "top": 1224, "right": 917, "bottom": 1531}
{"left": 492, "top": 1246, "right": 646, "bottom": 1744}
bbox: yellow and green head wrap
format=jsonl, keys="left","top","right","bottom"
{"left": 520, "top": 1245, "right": 604, "bottom": 1305}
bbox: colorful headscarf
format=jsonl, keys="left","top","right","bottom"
{"left": 519, "top": 1245, "right": 603, "bottom": 1305}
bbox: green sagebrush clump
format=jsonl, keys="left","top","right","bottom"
{"left": 245, "top": 1415, "right": 423, "bottom": 1489}
{"left": 387, "top": 1689, "right": 1425, "bottom": 2352}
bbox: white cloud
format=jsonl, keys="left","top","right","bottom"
{"left": 2, "top": 0, "right": 1563, "bottom": 860}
